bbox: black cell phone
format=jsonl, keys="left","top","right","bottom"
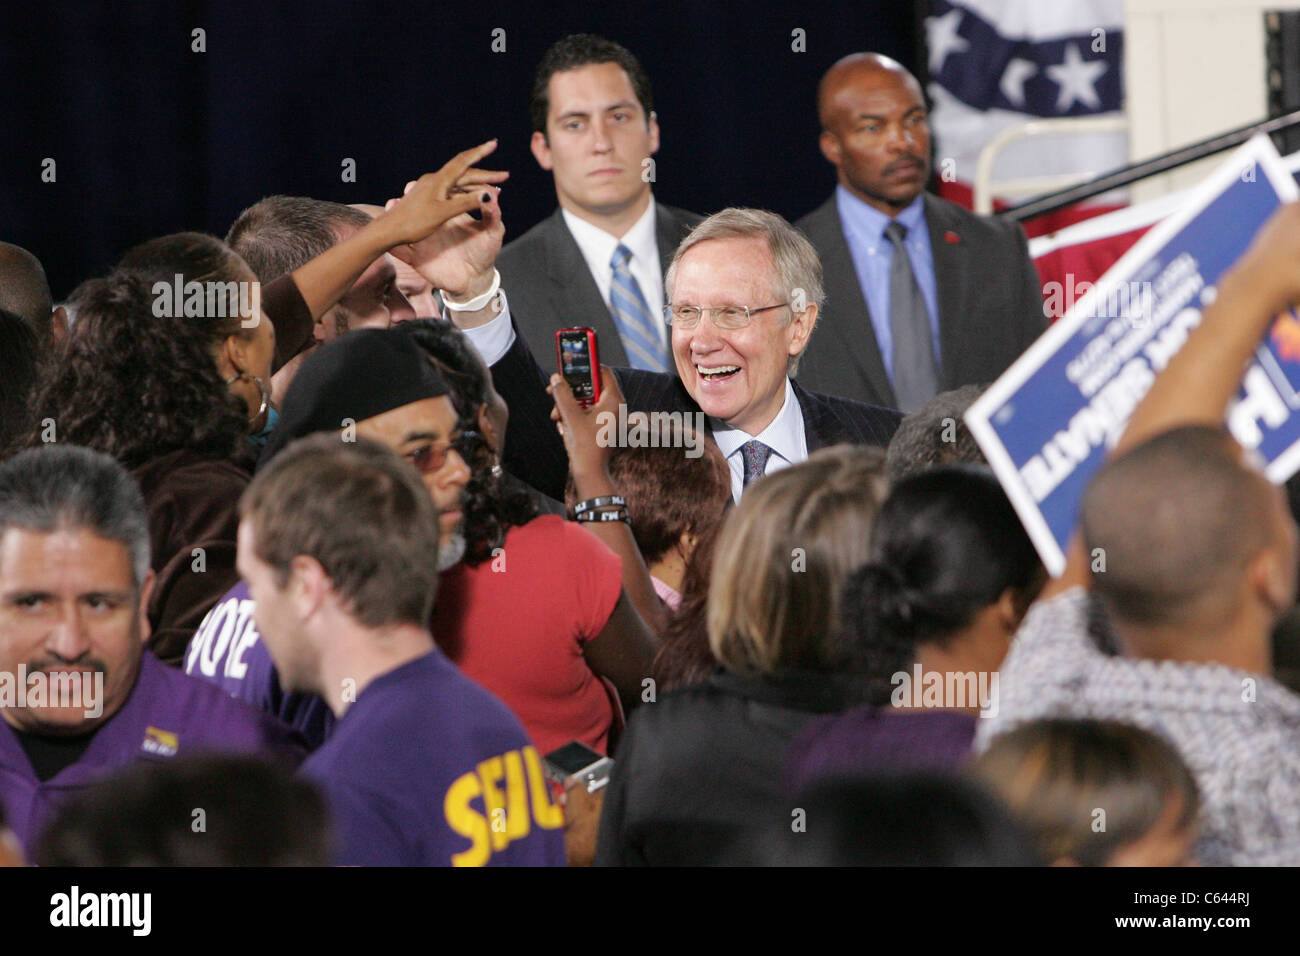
{"left": 543, "top": 740, "right": 614, "bottom": 792}
{"left": 555, "top": 327, "right": 601, "bottom": 406}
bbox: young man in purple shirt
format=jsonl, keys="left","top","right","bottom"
{"left": 238, "top": 432, "right": 565, "bottom": 866}
{"left": 0, "top": 446, "right": 302, "bottom": 853}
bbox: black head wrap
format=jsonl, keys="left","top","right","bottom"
{"left": 258, "top": 328, "right": 450, "bottom": 469}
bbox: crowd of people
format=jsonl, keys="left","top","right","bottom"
{"left": 1, "top": 33, "right": 1298, "bottom": 867}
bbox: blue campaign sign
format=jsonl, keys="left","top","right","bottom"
{"left": 966, "top": 135, "right": 1300, "bottom": 575}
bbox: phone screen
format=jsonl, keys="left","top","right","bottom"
{"left": 557, "top": 330, "right": 597, "bottom": 400}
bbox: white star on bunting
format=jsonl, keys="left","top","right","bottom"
{"left": 926, "top": 8, "right": 969, "bottom": 74}
{"left": 1045, "top": 42, "right": 1106, "bottom": 111}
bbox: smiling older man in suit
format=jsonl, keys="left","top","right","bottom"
{"left": 455, "top": 207, "right": 901, "bottom": 504}
{"left": 496, "top": 34, "right": 701, "bottom": 372}
{"left": 795, "top": 53, "right": 1046, "bottom": 411}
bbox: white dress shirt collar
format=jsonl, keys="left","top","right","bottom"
{"left": 561, "top": 197, "right": 659, "bottom": 287}
{"left": 709, "top": 378, "right": 808, "bottom": 503}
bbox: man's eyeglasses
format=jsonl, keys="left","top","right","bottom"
{"left": 404, "top": 430, "right": 482, "bottom": 475}
{"left": 663, "top": 303, "right": 789, "bottom": 330}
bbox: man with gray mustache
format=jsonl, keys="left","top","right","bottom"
{"left": 795, "top": 53, "right": 1045, "bottom": 411}
{"left": 0, "top": 446, "right": 301, "bottom": 855}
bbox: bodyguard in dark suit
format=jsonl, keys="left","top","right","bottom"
{"left": 795, "top": 53, "right": 1045, "bottom": 411}
{"left": 497, "top": 34, "right": 702, "bottom": 371}
{"left": 462, "top": 208, "right": 901, "bottom": 505}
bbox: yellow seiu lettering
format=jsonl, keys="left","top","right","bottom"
{"left": 523, "top": 745, "right": 566, "bottom": 830}
{"left": 502, "top": 750, "right": 532, "bottom": 843}
{"left": 477, "top": 756, "right": 509, "bottom": 852}
{"left": 444, "top": 771, "right": 491, "bottom": 867}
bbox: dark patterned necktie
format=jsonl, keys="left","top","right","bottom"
{"left": 741, "top": 440, "right": 773, "bottom": 489}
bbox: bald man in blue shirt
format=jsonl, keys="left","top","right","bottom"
{"left": 797, "top": 53, "right": 1045, "bottom": 411}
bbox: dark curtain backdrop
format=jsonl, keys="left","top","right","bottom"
{"left": 2, "top": 0, "right": 923, "bottom": 298}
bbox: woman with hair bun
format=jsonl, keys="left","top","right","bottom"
{"left": 787, "top": 465, "right": 1046, "bottom": 794}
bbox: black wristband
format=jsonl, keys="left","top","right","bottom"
{"left": 574, "top": 508, "right": 629, "bottom": 523}
{"left": 572, "top": 495, "right": 627, "bottom": 516}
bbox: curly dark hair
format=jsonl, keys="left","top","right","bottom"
{"left": 0, "top": 308, "right": 39, "bottom": 456}
{"left": 396, "top": 319, "right": 537, "bottom": 565}
{"left": 25, "top": 270, "right": 248, "bottom": 469}
{"left": 116, "top": 231, "right": 257, "bottom": 354}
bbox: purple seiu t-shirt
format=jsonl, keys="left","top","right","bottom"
{"left": 0, "top": 650, "right": 304, "bottom": 853}
{"left": 301, "top": 650, "right": 567, "bottom": 867}
{"left": 184, "top": 580, "right": 335, "bottom": 750}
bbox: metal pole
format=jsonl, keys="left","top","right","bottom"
{"left": 1001, "top": 108, "right": 1300, "bottom": 222}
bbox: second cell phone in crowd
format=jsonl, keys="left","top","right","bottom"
{"left": 555, "top": 327, "right": 601, "bottom": 406}
{"left": 543, "top": 740, "right": 614, "bottom": 793}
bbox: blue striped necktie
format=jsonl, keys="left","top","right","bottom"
{"left": 609, "top": 243, "right": 668, "bottom": 372}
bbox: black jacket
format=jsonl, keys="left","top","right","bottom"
{"left": 594, "top": 668, "right": 862, "bottom": 866}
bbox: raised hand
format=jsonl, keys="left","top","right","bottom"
{"left": 1229, "top": 201, "right": 1300, "bottom": 316}
{"left": 390, "top": 184, "right": 505, "bottom": 301}
{"left": 549, "top": 365, "right": 624, "bottom": 485}
{"left": 380, "top": 140, "right": 508, "bottom": 249}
